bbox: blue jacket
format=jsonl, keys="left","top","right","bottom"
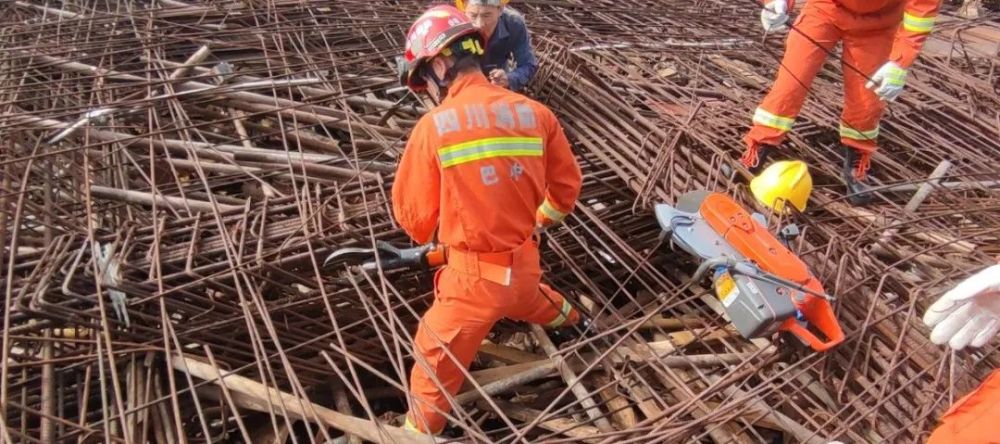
{"left": 481, "top": 9, "right": 538, "bottom": 91}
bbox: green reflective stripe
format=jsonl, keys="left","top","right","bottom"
{"left": 752, "top": 108, "right": 794, "bottom": 132}
{"left": 404, "top": 417, "right": 432, "bottom": 435}
{"left": 885, "top": 76, "right": 906, "bottom": 86}
{"left": 404, "top": 418, "right": 419, "bottom": 432}
{"left": 546, "top": 299, "right": 573, "bottom": 328}
{"left": 840, "top": 124, "right": 880, "bottom": 141}
{"left": 539, "top": 199, "right": 567, "bottom": 222}
{"left": 883, "top": 66, "right": 907, "bottom": 86}
{"left": 437, "top": 136, "right": 543, "bottom": 168}
{"left": 903, "top": 12, "right": 935, "bottom": 33}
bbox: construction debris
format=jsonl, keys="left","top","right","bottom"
{"left": 1, "top": 0, "right": 998, "bottom": 443}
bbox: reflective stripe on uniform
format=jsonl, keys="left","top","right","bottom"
{"left": 404, "top": 417, "right": 421, "bottom": 433}
{"left": 840, "top": 124, "right": 880, "bottom": 141}
{"left": 545, "top": 298, "right": 573, "bottom": 328}
{"left": 903, "top": 12, "right": 935, "bottom": 34}
{"left": 752, "top": 107, "right": 795, "bottom": 132}
{"left": 539, "top": 198, "right": 567, "bottom": 223}
{"left": 437, "top": 136, "right": 543, "bottom": 168}
{"left": 881, "top": 64, "right": 908, "bottom": 86}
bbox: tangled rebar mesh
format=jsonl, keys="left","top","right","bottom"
{"left": 1, "top": 0, "right": 998, "bottom": 443}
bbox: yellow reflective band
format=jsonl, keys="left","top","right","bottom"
{"left": 539, "top": 199, "right": 567, "bottom": 223}
{"left": 882, "top": 65, "right": 908, "bottom": 86}
{"left": 404, "top": 417, "right": 419, "bottom": 432}
{"left": 903, "top": 12, "right": 935, "bottom": 34}
{"left": 839, "top": 124, "right": 880, "bottom": 141}
{"left": 545, "top": 299, "right": 573, "bottom": 328}
{"left": 461, "top": 38, "right": 484, "bottom": 55}
{"left": 753, "top": 108, "right": 794, "bottom": 132}
{"left": 437, "top": 136, "right": 543, "bottom": 168}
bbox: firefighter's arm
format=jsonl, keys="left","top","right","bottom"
{"left": 889, "top": 0, "right": 940, "bottom": 68}
{"left": 536, "top": 109, "right": 582, "bottom": 227}
{"left": 391, "top": 122, "right": 440, "bottom": 245}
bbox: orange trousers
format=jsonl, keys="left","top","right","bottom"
{"left": 743, "top": 0, "right": 902, "bottom": 166}
{"left": 927, "top": 369, "right": 1000, "bottom": 444}
{"left": 404, "top": 240, "right": 579, "bottom": 434}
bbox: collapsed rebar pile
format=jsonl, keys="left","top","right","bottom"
{"left": 1, "top": 0, "right": 998, "bottom": 442}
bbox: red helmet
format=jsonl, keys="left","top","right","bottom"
{"left": 402, "top": 5, "right": 482, "bottom": 91}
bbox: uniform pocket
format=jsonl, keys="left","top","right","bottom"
{"left": 434, "top": 267, "right": 467, "bottom": 307}
{"left": 415, "top": 322, "right": 463, "bottom": 368}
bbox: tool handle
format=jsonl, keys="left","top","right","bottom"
{"left": 782, "top": 322, "right": 840, "bottom": 352}
{"left": 361, "top": 256, "right": 411, "bottom": 272}
{"left": 362, "top": 243, "right": 437, "bottom": 272}
{"left": 424, "top": 245, "right": 447, "bottom": 267}
{"left": 780, "top": 297, "right": 845, "bottom": 352}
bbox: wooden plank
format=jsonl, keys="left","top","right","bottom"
{"left": 173, "top": 355, "right": 434, "bottom": 444}
{"left": 478, "top": 340, "right": 547, "bottom": 364}
{"left": 530, "top": 324, "right": 614, "bottom": 432}
{"left": 595, "top": 375, "right": 638, "bottom": 429}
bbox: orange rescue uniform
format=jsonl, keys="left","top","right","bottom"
{"left": 392, "top": 71, "right": 582, "bottom": 434}
{"left": 743, "top": 0, "right": 940, "bottom": 172}
{"left": 927, "top": 369, "right": 1000, "bottom": 444}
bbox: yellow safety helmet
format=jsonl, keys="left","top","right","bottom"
{"left": 455, "top": 0, "right": 509, "bottom": 11}
{"left": 750, "top": 160, "right": 813, "bottom": 212}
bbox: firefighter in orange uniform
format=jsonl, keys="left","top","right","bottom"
{"left": 923, "top": 263, "right": 1000, "bottom": 444}
{"left": 392, "top": 5, "right": 583, "bottom": 435}
{"left": 742, "top": 0, "right": 940, "bottom": 205}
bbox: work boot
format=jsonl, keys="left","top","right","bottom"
{"left": 842, "top": 146, "right": 874, "bottom": 206}
{"left": 549, "top": 317, "right": 595, "bottom": 345}
{"left": 439, "top": 426, "right": 464, "bottom": 439}
{"left": 740, "top": 144, "right": 775, "bottom": 176}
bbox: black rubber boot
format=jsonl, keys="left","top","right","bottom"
{"left": 741, "top": 145, "right": 776, "bottom": 176}
{"left": 842, "top": 147, "right": 873, "bottom": 206}
{"left": 751, "top": 145, "right": 775, "bottom": 175}
{"left": 549, "top": 317, "right": 595, "bottom": 346}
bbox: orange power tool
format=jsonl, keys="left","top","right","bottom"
{"left": 655, "top": 190, "right": 844, "bottom": 352}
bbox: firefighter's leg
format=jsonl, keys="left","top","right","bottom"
{"left": 742, "top": 6, "right": 843, "bottom": 169}
{"left": 509, "top": 283, "right": 581, "bottom": 328}
{"left": 405, "top": 268, "right": 500, "bottom": 434}
{"left": 840, "top": 25, "right": 895, "bottom": 178}
{"left": 837, "top": 24, "right": 895, "bottom": 205}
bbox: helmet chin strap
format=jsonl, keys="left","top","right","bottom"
{"left": 425, "top": 69, "right": 449, "bottom": 104}
{"left": 424, "top": 90, "right": 441, "bottom": 107}
{"left": 422, "top": 58, "right": 462, "bottom": 104}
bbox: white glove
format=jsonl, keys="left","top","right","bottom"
{"left": 865, "top": 62, "right": 907, "bottom": 102}
{"left": 923, "top": 264, "right": 1000, "bottom": 350}
{"left": 760, "top": 0, "right": 789, "bottom": 32}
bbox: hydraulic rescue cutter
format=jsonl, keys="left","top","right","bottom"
{"left": 323, "top": 241, "right": 446, "bottom": 276}
{"left": 324, "top": 240, "right": 593, "bottom": 342}
{"left": 655, "top": 190, "right": 844, "bottom": 352}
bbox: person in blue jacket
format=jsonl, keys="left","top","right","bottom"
{"left": 456, "top": 0, "right": 539, "bottom": 92}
